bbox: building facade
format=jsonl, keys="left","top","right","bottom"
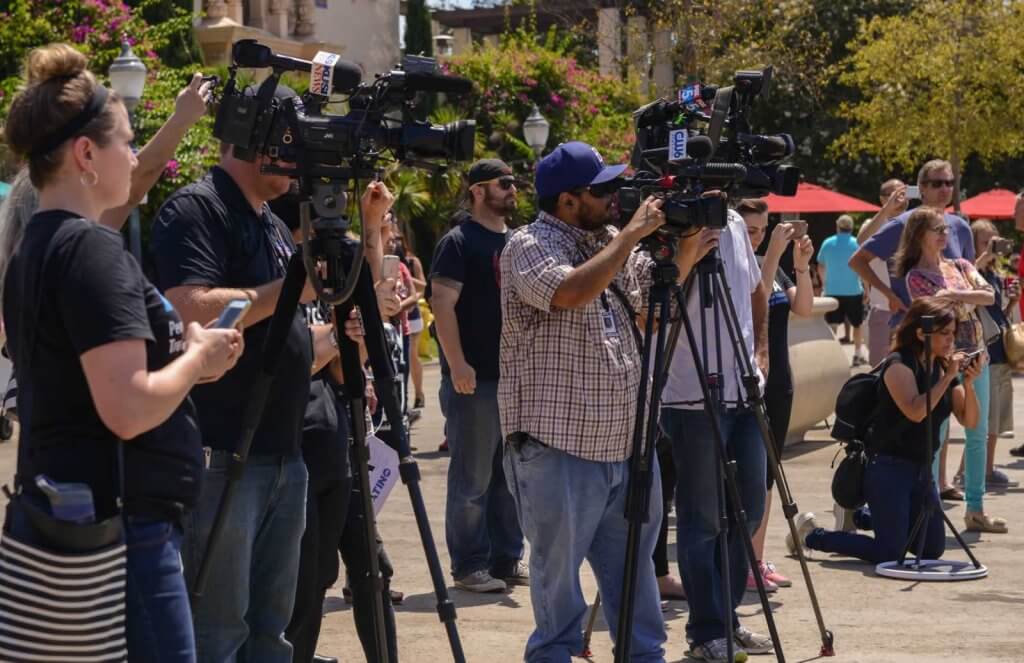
{"left": 194, "top": 0, "right": 400, "bottom": 79}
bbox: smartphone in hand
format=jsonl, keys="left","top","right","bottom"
{"left": 381, "top": 254, "right": 401, "bottom": 281}
{"left": 214, "top": 299, "right": 252, "bottom": 329}
{"left": 788, "top": 220, "right": 808, "bottom": 239}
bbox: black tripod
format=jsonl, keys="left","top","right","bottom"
{"left": 896, "top": 316, "right": 983, "bottom": 571}
{"left": 191, "top": 200, "right": 465, "bottom": 663}
{"left": 613, "top": 240, "right": 783, "bottom": 663}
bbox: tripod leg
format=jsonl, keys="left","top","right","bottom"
{"left": 939, "top": 509, "right": 984, "bottom": 569}
{"left": 581, "top": 592, "right": 602, "bottom": 658}
{"left": 345, "top": 256, "right": 465, "bottom": 662}
{"left": 706, "top": 272, "right": 835, "bottom": 656}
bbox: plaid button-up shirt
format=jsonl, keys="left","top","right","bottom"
{"left": 498, "top": 212, "right": 653, "bottom": 463}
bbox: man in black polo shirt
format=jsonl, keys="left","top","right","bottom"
{"left": 429, "top": 159, "right": 525, "bottom": 593}
{"left": 150, "top": 135, "right": 341, "bottom": 661}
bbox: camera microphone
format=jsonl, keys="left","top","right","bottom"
{"left": 231, "top": 39, "right": 362, "bottom": 93}
{"left": 740, "top": 133, "right": 795, "bottom": 161}
{"left": 402, "top": 71, "right": 474, "bottom": 95}
{"left": 641, "top": 135, "right": 714, "bottom": 162}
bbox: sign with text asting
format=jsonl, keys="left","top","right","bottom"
{"left": 367, "top": 433, "right": 400, "bottom": 515}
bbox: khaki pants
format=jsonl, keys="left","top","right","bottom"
{"left": 989, "top": 362, "right": 1014, "bottom": 436}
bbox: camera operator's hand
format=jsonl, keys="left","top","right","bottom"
{"left": 342, "top": 307, "right": 366, "bottom": 346}
{"left": 174, "top": 73, "right": 214, "bottom": 128}
{"left": 676, "top": 228, "right": 720, "bottom": 277}
{"left": 375, "top": 277, "right": 402, "bottom": 318}
{"left": 622, "top": 196, "right": 666, "bottom": 243}
{"left": 361, "top": 181, "right": 395, "bottom": 235}
{"left": 450, "top": 358, "right": 477, "bottom": 395}
{"left": 793, "top": 235, "right": 814, "bottom": 270}
{"left": 187, "top": 323, "right": 244, "bottom": 383}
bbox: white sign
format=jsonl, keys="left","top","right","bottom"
{"left": 310, "top": 50, "right": 341, "bottom": 97}
{"left": 367, "top": 433, "right": 400, "bottom": 515}
{"left": 668, "top": 129, "right": 688, "bottom": 162}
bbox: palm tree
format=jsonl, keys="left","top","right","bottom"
{"left": 384, "top": 165, "right": 431, "bottom": 252}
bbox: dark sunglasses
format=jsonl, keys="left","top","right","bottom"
{"left": 573, "top": 181, "right": 619, "bottom": 198}
{"left": 924, "top": 179, "right": 955, "bottom": 188}
{"left": 493, "top": 176, "right": 517, "bottom": 190}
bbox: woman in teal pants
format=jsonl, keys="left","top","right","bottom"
{"left": 895, "top": 207, "right": 1008, "bottom": 533}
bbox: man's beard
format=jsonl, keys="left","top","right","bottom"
{"left": 578, "top": 201, "right": 613, "bottom": 231}
{"left": 484, "top": 189, "right": 516, "bottom": 216}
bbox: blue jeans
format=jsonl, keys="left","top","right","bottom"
{"left": 660, "top": 408, "right": 766, "bottom": 648}
{"left": 935, "top": 363, "right": 990, "bottom": 512}
{"left": 125, "top": 518, "right": 196, "bottom": 662}
{"left": 183, "top": 453, "right": 308, "bottom": 663}
{"left": 807, "top": 454, "right": 944, "bottom": 564}
{"left": 504, "top": 439, "right": 665, "bottom": 662}
{"left": 440, "top": 376, "right": 523, "bottom": 578}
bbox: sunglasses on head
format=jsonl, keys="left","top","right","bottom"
{"left": 924, "top": 179, "right": 955, "bottom": 188}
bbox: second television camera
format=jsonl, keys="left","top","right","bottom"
{"left": 616, "top": 67, "right": 800, "bottom": 247}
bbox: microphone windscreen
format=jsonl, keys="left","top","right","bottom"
{"left": 404, "top": 72, "right": 474, "bottom": 95}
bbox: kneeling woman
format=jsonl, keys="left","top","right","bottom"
{"left": 793, "top": 297, "right": 981, "bottom": 564}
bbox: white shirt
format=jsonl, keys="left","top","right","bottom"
{"left": 662, "top": 210, "right": 763, "bottom": 409}
{"left": 867, "top": 258, "right": 891, "bottom": 311}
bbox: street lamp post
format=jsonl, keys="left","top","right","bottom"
{"left": 522, "top": 104, "right": 550, "bottom": 158}
{"left": 108, "top": 37, "right": 147, "bottom": 262}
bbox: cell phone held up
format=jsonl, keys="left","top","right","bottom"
{"left": 788, "top": 220, "right": 808, "bottom": 239}
{"left": 214, "top": 299, "right": 251, "bottom": 329}
{"left": 381, "top": 254, "right": 401, "bottom": 281}
{"left": 992, "top": 237, "right": 1013, "bottom": 257}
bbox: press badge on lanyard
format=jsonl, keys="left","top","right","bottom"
{"left": 600, "top": 292, "right": 619, "bottom": 339}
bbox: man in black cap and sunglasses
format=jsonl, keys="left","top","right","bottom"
{"left": 428, "top": 158, "right": 526, "bottom": 593}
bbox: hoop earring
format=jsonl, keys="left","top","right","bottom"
{"left": 80, "top": 171, "right": 99, "bottom": 188}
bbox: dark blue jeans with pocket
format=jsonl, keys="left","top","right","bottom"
{"left": 806, "top": 453, "right": 944, "bottom": 564}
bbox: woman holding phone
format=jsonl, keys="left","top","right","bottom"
{"left": 895, "top": 207, "right": 1005, "bottom": 533}
{"left": 789, "top": 298, "right": 981, "bottom": 562}
{"left": 2, "top": 44, "right": 243, "bottom": 659}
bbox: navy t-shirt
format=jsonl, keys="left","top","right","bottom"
{"left": 301, "top": 302, "right": 350, "bottom": 482}
{"left": 150, "top": 166, "right": 312, "bottom": 456}
{"left": 428, "top": 214, "right": 507, "bottom": 380}
{"left": 4, "top": 212, "right": 201, "bottom": 519}
{"left": 861, "top": 211, "right": 975, "bottom": 326}
{"left": 767, "top": 268, "right": 794, "bottom": 393}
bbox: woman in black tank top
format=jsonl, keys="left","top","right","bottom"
{"left": 790, "top": 298, "right": 982, "bottom": 564}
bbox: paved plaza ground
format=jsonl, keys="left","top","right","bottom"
{"left": 2, "top": 360, "right": 1022, "bottom": 662}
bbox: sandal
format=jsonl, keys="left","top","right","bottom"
{"left": 940, "top": 487, "right": 965, "bottom": 501}
{"left": 964, "top": 511, "right": 1008, "bottom": 534}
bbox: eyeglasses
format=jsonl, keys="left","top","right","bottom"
{"left": 928, "top": 224, "right": 949, "bottom": 235}
{"left": 924, "top": 179, "right": 955, "bottom": 188}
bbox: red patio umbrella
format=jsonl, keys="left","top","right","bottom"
{"left": 764, "top": 181, "right": 880, "bottom": 214}
{"left": 948, "top": 188, "right": 1017, "bottom": 219}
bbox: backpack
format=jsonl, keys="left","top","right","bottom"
{"left": 829, "top": 355, "right": 898, "bottom": 509}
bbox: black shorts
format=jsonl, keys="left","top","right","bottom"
{"left": 825, "top": 295, "right": 865, "bottom": 327}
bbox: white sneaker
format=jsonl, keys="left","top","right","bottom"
{"left": 785, "top": 512, "right": 820, "bottom": 556}
{"left": 688, "top": 637, "right": 748, "bottom": 662}
{"left": 734, "top": 625, "right": 774, "bottom": 655}
{"left": 454, "top": 570, "right": 506, "bottom": 593}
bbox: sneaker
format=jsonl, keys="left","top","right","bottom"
{"left": 734, "top": 626, "right": 774, "bottom": 655}
{"left": 688, "top": 637, "right": 748, "bottom": 662}
{"left": 497, "top": 560, "right": 530, "bottom": 586}
{"left": 785, "top": 512, "right": 820, "bottom": 556}
{"left": 454, "top": 570, "right": 506, "bottom": 593}
{"left": 761, "top": 560, "right": 792, "bottom": 588}
{"left": 851, "top": 355, "right": 869, "bottom": 367}
{"left": 999, "top": 430, "right": 1015, "bottom": 439}
{"left": 986, "top": 469, "right": 1020, "bottom": 489}
{"left": 408, "top": 409, "right": 422, "bottom": 425}
{"left": 1011, "top": 443, "right": 1024, "bottom": 458}
{"left": 746, "top": 568, "right": 777, "bottom": 593}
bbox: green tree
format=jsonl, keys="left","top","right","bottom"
{"left": 833, "top": 0, "right": 1024, "bottom": 208}
{"left": 405, "top": 0, "right": 434, "bottom": 57}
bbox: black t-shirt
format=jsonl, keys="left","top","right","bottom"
{"left": 150, "top": 166, "right": 312, "bottom": 456}
{"left": 766, "top": 267, "right": 794, "bottom": 392}
{"left": 428, "top": 213, "right": 506, "bottom": 379}
{"left": 301, "top": 302, "right": 349, "bottom": 481}
{"left": 868, "top": 351, "right": 958, "bottom": 463}
{"left": 4, "top": 212, "right": 201, "bottom": 519}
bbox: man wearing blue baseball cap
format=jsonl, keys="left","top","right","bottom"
{"left": 498, "top": 142, "right": 719, "bottom": 662}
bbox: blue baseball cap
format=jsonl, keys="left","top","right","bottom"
{"left": 534, "top": 142, "right": 627, "bottom": 199}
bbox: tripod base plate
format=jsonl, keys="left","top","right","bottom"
{"left": 875, "top": 559, "right": 988, "bottom": 581}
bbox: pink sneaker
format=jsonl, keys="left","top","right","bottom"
{"left": 761, "top": 560, "right": 792, "bottom": 588}
{"left": 746, "top": 568, "right": 778, "bottom": 593}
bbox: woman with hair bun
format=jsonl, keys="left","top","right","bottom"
{"left": 2, "top": 43, "right": 243, "bottom": 660}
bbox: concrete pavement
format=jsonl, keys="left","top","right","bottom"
{"left": 1, "top": 362, "right": 1022, "bottom": 662}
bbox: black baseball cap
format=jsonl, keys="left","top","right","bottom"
{"left": 467, "top": 158, "right": 513, "bottom": 186}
